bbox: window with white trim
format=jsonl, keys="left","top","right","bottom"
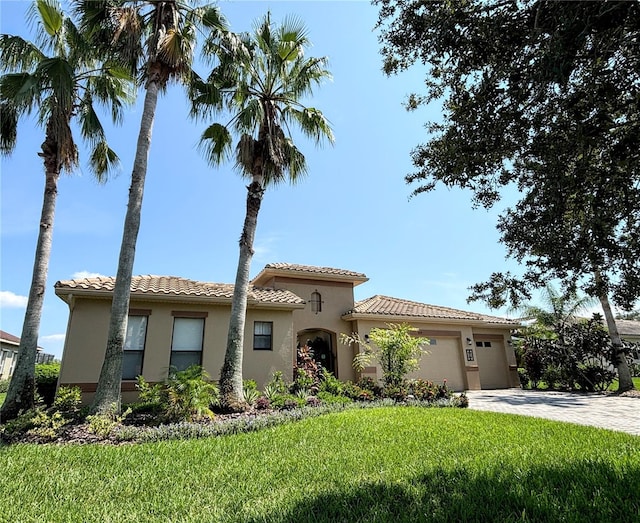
{"left": 170, "top": 317, "right": 204, "bottom": 370}
{"left": 123, "top": 315, "right": 148, "bottom": 380}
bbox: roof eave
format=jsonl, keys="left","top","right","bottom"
{"left": 55, "top": 287, "right": 304, "bottom": 310}
{"left": 253, "top": 268, "right": 369, "bottom": 287}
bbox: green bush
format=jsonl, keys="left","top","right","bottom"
{"left": 517, "top": 368, "right": 530, "bottom": 389}
{"left": 0, "top": 379, "right": 9, "bottom": 393}
{"left": 575, "top": 364, "right": 616, "bottom": 392}
{"left": 35, "top": 362, "right": 60, "bottom": 406}
{"left": 52, "top": 386, "right": 82, "bottom": 417}
{"left": 318, "top": 368, "right": 344, "bottom": 396}
{"left": 165, "top": 366, "right": 218, "bottom": 422}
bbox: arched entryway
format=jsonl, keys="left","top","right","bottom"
{"left": 297, "top": 329, "right": 336, "bottom": 376}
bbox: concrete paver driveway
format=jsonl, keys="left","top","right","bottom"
{"left": 465, "top": 389, "right": 640, "bottom": 436}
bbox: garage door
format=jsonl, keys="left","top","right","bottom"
{"left": 475, "top": 339, "right": 509, "bottom": 389}
{"left": 408, "top": 338, "right": 466, "bottom": 391}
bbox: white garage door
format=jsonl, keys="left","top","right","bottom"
{"left": 408, "top": 338, "right": 466, "bottom": 391}
{"left": 475, "top": 339, "right": 509, "bottom": 389}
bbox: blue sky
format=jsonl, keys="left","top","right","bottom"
{"left": 1, "top": 0, "right": 524, "bottom": 359}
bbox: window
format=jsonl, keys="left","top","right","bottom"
{"left": 310, "top": 291, "right": 322, "bottom": 313}
{"left": 9, "top": 351, "right": 18, "bottom": 376}
{"left": 170, "top": 317, "right": 204, "bottom": 370}
{"left": 0, "top": 350, "right": 7, "bottom": 375}
{"left": 254, "top": 322, "right": 273, "bottom": 350}
{"left": 123, "top": 315, "right": 148, "bottom": 380}
{"left": 475, "top": 341, "right": 492, "bottom": 348}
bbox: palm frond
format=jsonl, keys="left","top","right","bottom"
{"left": 0, "top": 102, "right": 18, "bottom": 154}
{"left": 199, "top": 122, "right": 233, "bottom": 166}
{"left": 0, "top": 73, "right": 41, "bottom": 114}
{"left": 89, "top": 140, "right": 120, "bottom": 180}
{"left": 0, "top": 35, "right": 46, "bottom": 73}
{"left": 78, "top": 92, "right": 106, "bottom": 144}
{"left": 286, "top": 107, "right": 334, "bottom": 146}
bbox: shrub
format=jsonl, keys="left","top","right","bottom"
{"left": 517, "top": 368, "right": 530, "bottom": 389}
{"left": 542, "top": 364, "right": 562, "bottom": 390}
{"left": 522, "top": 341, "right": 547, "bottom": 388}
{"left": 575, "top": 364, "right": 616, "bottom": 392}
{"left": 242, "top": 380, "right": 261, "bottom": 406}
{"left": 52, "top": 386, "right": 82, "bottom": 417}
{"left": 34, "top": 362, "right": 60, "bottom": 406}
{"left": 407, "top": 379, "right": 437, "bottom": 401}
{"left": 318, "top": 368, "right": 344, "bottom": 396}
{"left": 317, "top": 391, "right": 352, "bottom": 405}
{"left": 87, "top": 406, "right": 131, "bottom": 438}
{"left": 342, "top": 381, "right": 374, "bottom": 401}
{"left": 255, "top": 396, "right": 270, "bottom": 410}
{"left": 165, "top": 366, "right": 218, "bottom": 422}
{"left": 383, "top": 383, "right": 409, "bottom": 402}
{"left": 0, "top": 379, "right": 9, "bottom": 393}
{"left": 357, "top": 376, "right": 383, "bottom": 397}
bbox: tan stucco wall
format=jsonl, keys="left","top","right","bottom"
{"left": 58, "top": 297, "right": 296, "bottom": 402}
{"left": 349, "top": 319, "right": 516, "bottom": 391}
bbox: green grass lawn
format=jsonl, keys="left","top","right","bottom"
{"left": 609, "top": 376, "right": 640, "bottom": 391}
{"left": 0, "top": 392, "right": 5, "bottom": 406}
{"left": 1, "top": 407, "right": 638, "bottom": 522}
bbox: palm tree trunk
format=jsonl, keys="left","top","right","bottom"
{"left": 219, "top": 178, "right": 264, "bottom": 410}
{"left": 597, "top": 291, "right": 635, "bottom": 392}
{"left": 1, "top": 156, "right": 59, "bottom": 421}
{"left": 91, "top": 79, "right": 160, "bottom": 415}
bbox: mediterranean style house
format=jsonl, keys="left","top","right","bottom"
{"left": 55, "top": 263, "right": 521, "bottom": 403}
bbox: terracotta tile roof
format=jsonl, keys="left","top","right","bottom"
{"left": 54, "top": 275, "right": 305, "bottom": 306}
{"left": 345, "top": 295, "right": 518, "bottom": 325}
{"left": 252, "top": 263, "right": 368, "bottom": 287}
{"left": 617, "top": 319, "right": 640, "bottom": 337}
{"left": 0, "top": 330, "right": 21, "bottom": 345}
{"left": 263, "top": 263, "right": 367, "bottom": 278}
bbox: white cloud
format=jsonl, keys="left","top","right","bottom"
{"left": 72, "top": 271, "right": 106, "bottom": 279}
{"left": 40, "top": 334, "right": 66, "bottom": 343}
{"left": 0, "top": 290, "right": 28, "bottom": 308}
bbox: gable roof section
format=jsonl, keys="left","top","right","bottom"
{"left": 343, "top": 295, "right": 519, "bottom": 326}
{"left": 252, "top": 263, "right": 368, "bottom": 286}
{"left": 54, "top": 275, "right": 305, "bottom": 309}
{"left": 617, "top": 319, "right": 640, "bottom": 337}
{"left": 0, "top": 330, "right": 21, "bottom": 346}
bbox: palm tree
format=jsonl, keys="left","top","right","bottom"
{"left": 191, "top": 13, "right": 334, "bottom": 409}
{"left": 520, "top": 284, "right": 596, "bottom": 338}
{"left": 0, "top": 0, "right": 132, "bottom": 421}
{"left": 72, "top": 0, "right": 227, "bottom": 415}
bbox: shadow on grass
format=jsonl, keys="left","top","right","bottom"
{"left": 245, "top": 461, "right": 640, "bottom": 523}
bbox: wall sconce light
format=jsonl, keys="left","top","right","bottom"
{"left": 364, "top": 334, "right": 370, "bottom": 343}
{"left": 466, "top": 337, "right": 473, "bottom": 346}
{"left": 507, "top": 339, "right": 513, "bottom": 346}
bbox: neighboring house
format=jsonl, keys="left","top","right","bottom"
{"left": 617, "top": 319, "right": 640, "bottom": 363}
{"left": 55, "top": 263, "right": 520, "bottom": 404}
{"left": 0, "top": 330, "right": 21, "bottom": 381}
{"left": 0, "top": 330, "right": 53, "bottom": 380}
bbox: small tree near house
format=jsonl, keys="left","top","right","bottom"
{"left": 341, "top": 323, "right": 430, "bottom": 386}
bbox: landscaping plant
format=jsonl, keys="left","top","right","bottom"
{"left": 341, "top": 323, "right": 429, "bottom": 386}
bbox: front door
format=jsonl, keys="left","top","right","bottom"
{"left": 298, "top": 331, "right": 335, "bottom": 375}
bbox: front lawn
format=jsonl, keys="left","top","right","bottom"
{"left": 1, "top": 407, "right": 638, "bottom": 522}
{"left": 609, "top": 376, "right": 640, "bottom": 391}
{"left": 0, "top": 392, "right": 5, "bottom": 406}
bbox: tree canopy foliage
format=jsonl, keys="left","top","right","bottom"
{"left": 376, "top": 0, "right": 640, "bottom": 313}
